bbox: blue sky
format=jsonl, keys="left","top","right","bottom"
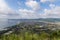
{"left": 6, "top": 0, "right": 60, "bottom": 10}
{"left": 0, "top": 0, "right": 60, "bottom": 19}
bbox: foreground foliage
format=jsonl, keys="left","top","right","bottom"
{"left": 0, "top": 30, "right": 60, "bottom": 40}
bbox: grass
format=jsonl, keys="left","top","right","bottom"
{"left": 0, "top": 31, "right": 60, "bottom": 40}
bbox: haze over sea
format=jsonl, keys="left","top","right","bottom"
{"left": 0, "top": 19, "right": 20, "bottom": 30}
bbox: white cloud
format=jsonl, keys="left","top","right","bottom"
{"left": 0, "top": 0, "right": 40, "bottom": 19}
{"left": 0, "top": 0, "right": 18, "bottom": 19}
{"left": 0, "top": 0, "right": 60, "bottom": 19}
{"left": 7, "top": 10, "right": 21, "bottom": 19}
{"left": 0, "top": 0, "right": 10, "bottom": 14}
{"left": 25, "top": 0, "right": 40, "bottom": 10}
{"left": 26, "top": 0, "right": 34, "bottom": 1}
{"left": 40, "top": 0, "right": 47, "bottom": 2}
{"left": 40, "top": 0, "right": 55, "bottom": 3}
{"left": 0, "top": 0, "right": 11, "bottom": 18}
{"left": 42, "top": 6, "right": 60, "bottom": 18}
{"left": 17, "top": 4, "right": 60, "bottom": 19}
{"left": 49, "top": 4, "right": 55, "bottom": 9}
{"left": 18, "top": 9, "right": 40, "bottom": 19}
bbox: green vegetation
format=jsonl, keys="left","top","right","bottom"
{"left": 0, "top": 22, "right": 60, "bottom": 40}
{"left": 0, "top": 30, "right": 60, "bottom": 40}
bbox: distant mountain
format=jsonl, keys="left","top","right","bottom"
{"left": 38, "top": 18, "right": 60, "bottom": 22}
{"left": 8, "top": 18, "right": 60, "bottom": 23}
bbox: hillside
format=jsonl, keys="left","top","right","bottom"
{"left": 0, "top": 18, "right": 60, "bottom": 40}
{"left": 0, "top": 22, "right": 60, "bottom": 40}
